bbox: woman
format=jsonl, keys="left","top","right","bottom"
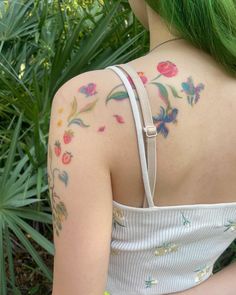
{"left": 47, "top": 0, "right": 236, "bottom": 294}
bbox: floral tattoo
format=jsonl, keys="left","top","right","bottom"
{"left": 48, "top": 65, "right": 205, "bottom": 235}
{"left": 67, "top": 96, "right": 99, "bottom": 128}
{"left": 48, "top": 84, "right": 101, "bottom": 236}
{"left": 48, "top": 144, "right": 69, "bottom": 237}
{"left": 79, "top": 82, "right": 97, "bottom": 97}
{"left": 105, "top": 60, "right": 205, "bottom": 138}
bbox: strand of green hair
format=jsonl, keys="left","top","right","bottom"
{"left": 145, "top": 0, "right": 236, "bottom": 77}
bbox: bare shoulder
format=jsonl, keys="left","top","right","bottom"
{"left": 50, "top": 68, "right": 125, "bottom": 166}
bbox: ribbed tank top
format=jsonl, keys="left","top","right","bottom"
{"left": 104, "top": 64, "right": 236, "bottom": 295}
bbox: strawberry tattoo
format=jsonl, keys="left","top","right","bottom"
{"left": 54, "top": 140, "right": 61, "bottom": 157}
{"left": 63, "top": 129, "right": 74, "bottom": 144}
{"left": 62, "top": 152, "right": 73, "bottom": 164}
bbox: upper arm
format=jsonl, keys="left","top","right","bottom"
{"left": 47, "top": 71, "right": 113, "bottom": 295}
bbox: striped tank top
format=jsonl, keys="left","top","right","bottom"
{"left": 104, "top": 64, "right": 236, "bottom": 295}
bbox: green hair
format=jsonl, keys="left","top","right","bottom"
{"left": 144, "top": 0, "right": 236, "bottom": 77}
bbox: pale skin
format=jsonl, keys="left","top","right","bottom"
{"left": 125, "top": 4, "right": 236, "bottom": 292}
{"left": 47, "top": 1, "right": 236, "bottom": 294}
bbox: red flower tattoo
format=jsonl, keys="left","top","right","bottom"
{"left": 157, "top": 61, "right": 178, "bottom": 77}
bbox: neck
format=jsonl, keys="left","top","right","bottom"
{"left": 146, "top": 4, "right": 180, "bottom": 51}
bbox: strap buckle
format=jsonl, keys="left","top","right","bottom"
{"left": 143, "top": 125, "right": 157, "bottom": 138}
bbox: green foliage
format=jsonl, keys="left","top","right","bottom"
{"left": 0, "top": 114, "right": 54, "bottom": 295}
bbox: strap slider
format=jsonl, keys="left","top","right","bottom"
{"left": 143, "top": 125, "right": 157, "bottom": 138}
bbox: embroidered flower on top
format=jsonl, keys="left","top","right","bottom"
{"left": 194, "top": 264, "right": 212, "bottom": 283}
{"left": 180, "top": 212, "right": 191, "bottom": 227}
{"left": 112, "top": 207, "right": 126, "bottom": 229}
{"left": 224, "top": 219, "right": 236, "bottom": 232}
{"left": 145, "top": 276, "right": 158, "bottom": 288}
{"left": 110, "top": 248, "right": 120, "bottom": 256}
{"left": 154, "top": 242, "right": 179, "bottom": 256}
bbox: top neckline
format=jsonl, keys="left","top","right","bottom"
{"left": 113, "top": 199, "right": 236, "bottom": 212}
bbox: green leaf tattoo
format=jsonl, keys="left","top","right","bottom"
{"left": 67, "top": 96, "right": 99, "bottom": 127}
{"left": 151, "top": 82, "right": 171, "bottom": 109}
{"left": 68, "top": 118, "right": 90, "bottom": 127}
{"left": 105, "top": 91, "right": 129, "bottom": 105}
{"left": 166, "top": 84, "right": 183, "bottom": 99}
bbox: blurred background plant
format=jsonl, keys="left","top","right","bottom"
{"left": 0, "top": 0, "right": 235, "bottom": 294}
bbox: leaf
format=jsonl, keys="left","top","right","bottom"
{"left": 0, "top": 217, "right": 7, "bottom": 295}
{"left": 5, "top": 226, "right": 18, "bottom": 294}
{"left": 56, "top": 202, "right": 68, "bottom": 219}
{"left": 9, "top": 213, "right": 54, "bottom": 255}
{"left": 53, "top": 1, "right": 122, "bottom": 92}
{"left": 67, "top": 96, "right": 78, "bottom": 122}
{"left": 13, "top": 209, "right": 52, "bottom": 224}
{"left": 78, "top": 98, "right": 99, "bottom": 114}
{"left": 58, "top": 171, "right": 68, "bottom": 187}
{"left": 7, "top": 199, "right": 42, "bottom": 208}
{"left": 151, "top": 82, "right": 170, "bottom": 107}
{"left": 7, "top": 216, "right": 52, "bottom": 280}
{"left": 0, "top": 112, "right": 23, "bottom": 188}
{"left": 105, "top": 91, "right": 129, "bottom": 104}
{"left": 68, "top": 118, "right": 90, "bottom": 128}
{"left": 166, "top": 84, "right": 183, "bottom": 98}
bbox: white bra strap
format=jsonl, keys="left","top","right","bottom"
{"left": 106, "top": 65, "right": 155, "bottom": 208}
{"left": 117, "top": 63, "right": 157, "bottom": 208}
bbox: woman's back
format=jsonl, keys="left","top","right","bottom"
{"left": 48, "top": 2, "right": 236, "bottom": 294}
{"left": 109, "top": 39, "right": 236, "bottom": 208}
{"left": 103, "top": 40, "right": 236, "bottom": 294}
